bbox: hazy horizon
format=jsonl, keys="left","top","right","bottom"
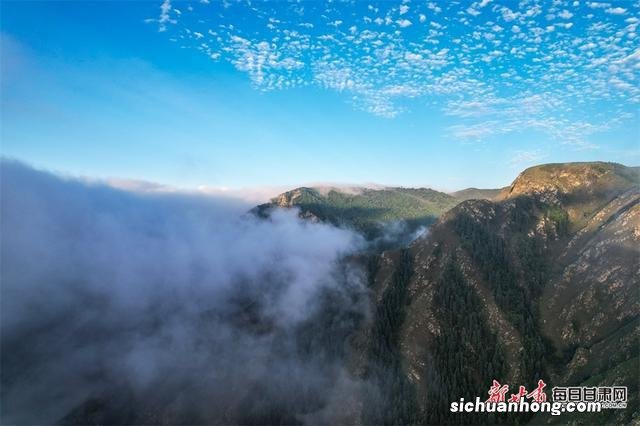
{"left": 2, "top": 157, "right": 638, "bottom": 205}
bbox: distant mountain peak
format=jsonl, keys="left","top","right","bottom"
{"left": 450, "top": 187, "right": 506, "bottom": 201}
{"left": 501, "top": 162, "right": 639, "bottom": 200}
{"left": 497, "top": 162, "right": 639, "bottom": 230}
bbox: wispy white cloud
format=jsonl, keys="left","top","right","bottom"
{"left": 587, "top": 2, "right": 611, "bottom": 9}
{"left": 152, "top": 0, "right": 639, "bottom": 146}
{"left": 605, "top": 7, "right": 627, "bottom": 15}
{"left": 157, "top": 0, "right": 176, "bottom": 32}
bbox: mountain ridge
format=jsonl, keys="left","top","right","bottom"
{"left": 354, "top": 161, "right": 639, "bottom": 424}
{"left": 254, "top": 185, "right": 460, "bottom": 242}
{"left": 451, "top": 187, "right": 506, "bottom": 201}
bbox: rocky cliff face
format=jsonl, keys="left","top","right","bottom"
{"left": 358, "top": 162, "right": 639, "bottom": 424}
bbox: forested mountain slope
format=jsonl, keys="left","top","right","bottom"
{"left": 254, "top": 186, "right": 459, "bottom": 240}
{"left": 357, "top": 162, "right": 639, "bottom": 424}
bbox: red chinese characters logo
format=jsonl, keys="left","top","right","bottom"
{"left": 487, "top": 380, "right": 509, "bottom": 403}
{"left": 488, "top": 380, "right": 547, "bottom": 403}
{"left": 526, "top": 380, "right": 547, "bottom": 403}
{"left": 508, "top": 385, "right": 527, "bottom": 402}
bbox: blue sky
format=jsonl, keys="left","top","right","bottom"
{"left": 1, "top": 0, "right": 639, "bottom": 192}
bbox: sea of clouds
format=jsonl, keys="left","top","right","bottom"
{"left": 0, "top": 160, "right": 372, "bottom": 424}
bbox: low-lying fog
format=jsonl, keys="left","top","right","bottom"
{"left": 1, "top": 160, "right": 373, "bottom": 424}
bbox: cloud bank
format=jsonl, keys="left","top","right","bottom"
{"left": 0, "top": 160, "right": 369, "bottom": 424}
